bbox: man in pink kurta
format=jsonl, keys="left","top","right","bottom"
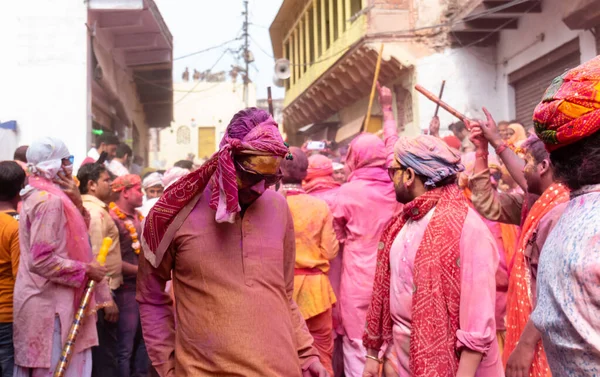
{"left": 13, "top": 138, "right": 110, "bottom": 377}
{"left": 138, "top": 109, "right": 328, "bottom": 377}
{"left": 363, "top": 135, "right": 502, "bottom": 377}
{"left": 331, "top": 133, "right": 401, "bottom": 377}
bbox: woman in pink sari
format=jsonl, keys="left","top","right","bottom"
{"left": 13, "top": 137, "right": 111, "bottom": 377}
{"left": 332, "top": 133, "right": 402, "bottom": 377}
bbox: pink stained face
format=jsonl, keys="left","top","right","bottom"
{"left": 125, "top": 184, "right": 144, "bottom": 208}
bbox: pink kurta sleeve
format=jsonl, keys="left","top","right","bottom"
{"left": 382, "top": 106, "right": 398, "bottom": 166}
{"left": 331, "top": 196, "right": 348, "bottom": 244}
{"left": 29, "top": 197, "right": 87, "bottom": 287}
{"left": 136, "top": 246, "right": 176, "bottom": 377}
{"left": 284, "top": 208, "right": 320, "bottom": 370}
{"left": 456, "top": 209, "right": 498, "bottom": 355}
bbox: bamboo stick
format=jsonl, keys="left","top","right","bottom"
{"left": 54, "top": 238, "right": 112, "bottom": 377}
{"left": 363, "top": 43, "right": 385, "bottom": 133}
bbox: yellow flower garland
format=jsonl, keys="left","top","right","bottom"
{"left": 109, "top": 202, "right": 144, "bottom": 255}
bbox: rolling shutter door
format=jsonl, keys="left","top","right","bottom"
{"left": 509, "top": 39, "right": 581, "bottom": 129}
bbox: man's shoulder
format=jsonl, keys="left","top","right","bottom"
{"left": 0, "top": 212, "right": 19, "bottom": 231}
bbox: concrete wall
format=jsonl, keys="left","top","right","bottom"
{"left": 0, "top": 1, "right": 90, "bottom": 162}
{"left": 413, "top": 0, "right": 598, "bottom": 134}
{"left": 156, "top": 81, "right": 256, "bottom": 168}
{"left": 414, "top": 46, "right": 500, "bottom": 133}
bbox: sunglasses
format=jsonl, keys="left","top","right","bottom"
{"left": 235, "top": 161, "right": 283, "bottom": 187}
{"left": 63, "top": 155, "right": 75, "bottom": 164}
{"left": 387, "top": 166, "right": 405, "bottom": 180}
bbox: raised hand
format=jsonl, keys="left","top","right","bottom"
{"left": 479, "top": 107, "right": 504, "bottom": 148}
{"left": 376, "top": 82, "right": 393, "bottom": 110}
{"left": 429, "top": 116, "right": 440, "bottom": 137}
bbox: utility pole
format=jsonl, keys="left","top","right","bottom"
{"left": 242, "top": 0, "right": 250, "bottom": 107}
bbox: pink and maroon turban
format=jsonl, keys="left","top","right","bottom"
{"left": 142, "top": 108, "right": 290, "bottom": 267}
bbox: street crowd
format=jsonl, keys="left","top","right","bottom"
{"left": 0, "top": 55, "right": 598, "bottom": 377}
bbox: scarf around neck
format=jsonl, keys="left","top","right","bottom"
{"left": 142, "top": 120, "right": 289, "bottom": 268}
{"left": 503, "top": 183, "right": 569, "bottom": 373}
{"left": 363, "top": 184, "right": 469, "bottom": 376}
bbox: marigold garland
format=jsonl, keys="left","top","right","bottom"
{"left": 109, "top": 202, "right": 144, "bottom": 255}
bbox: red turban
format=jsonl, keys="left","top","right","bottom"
{"left": 305, "top": 154, "right": 334, "bottom": 181}
{"left": 111, "top": 174, "right": 141, "bottom": 192}
{"left": 534, "top": 55, "right": 600, "bottom": 152}
{"left": 442, "top": 135, "right": 461, "bottom": 151}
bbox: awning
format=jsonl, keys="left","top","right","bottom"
{"left": 88, "top": 0, "right": 173, "bottom": 128}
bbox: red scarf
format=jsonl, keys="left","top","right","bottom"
{"left": 363, "top": 184, "right": 469, "bottom": 376}
{"left": 503, "top": 183, "right": 569, "bottom": 374}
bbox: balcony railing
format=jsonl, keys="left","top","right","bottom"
{"left": 282, "top": 0, "right": 367, "bottom": 107}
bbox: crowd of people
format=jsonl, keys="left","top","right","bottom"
{"left": 0, "top": 55, "right": 598, "bottom": 377}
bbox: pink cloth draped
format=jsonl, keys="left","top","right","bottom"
{"left": 332, "top": 132, "right": 401, "bottom": 344}
{"left": 304, "top": 154, "right": 341, "bottom": 200}
{"left": 306, "top": 154, "right": 335, "bottom": 180}
{"left": 142, "top": 118, "right": 288, "bottom": 268}
{"left": 345, "top": 133, "right": 387, "bottom": 175}
{"left": 26, "top": 176, "right": 94, "bottom": 310}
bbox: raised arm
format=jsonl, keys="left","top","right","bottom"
{"left": 378, "top": 83, "right": 399, "bottom": 166}
{"left": 480, "top": 108, "right": 527, "bottom": 191}
{"left": 468, "top": 120, "right": 524, "bottom": 225}
{"left": 136, "top": 248, "right": 176, "bottom": 377}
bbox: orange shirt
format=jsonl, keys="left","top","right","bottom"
{"left": 286, "top": 193, "right": 339, "bottom": 320}
{"left": 0, "top": 211, "right": 19, "bottom": 323}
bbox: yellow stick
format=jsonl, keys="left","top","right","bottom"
{"left": 363, "top": 43, "right": 385, "bottom": 133}
{"left": 53, "top": 238, "right": 112, "bottom": 377}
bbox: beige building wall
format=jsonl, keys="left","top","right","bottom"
{"left": 155, "top": 81, "right": 256, "bottom": 168}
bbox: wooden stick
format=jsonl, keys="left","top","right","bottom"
{"left": 433, "top": 80, "right": 446, "bottom": 117}
{"left": 54, "top": 238, "right": 112, "bottom": 377}
{"left": 267, "top": 87, "right": 274, "bottom": 117}
{"left": 415, "top": 84, "right": 468, "bottom": 123}
{"left": 363, "top": 43, "right": 384, "bottom": 133}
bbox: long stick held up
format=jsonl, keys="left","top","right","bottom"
{"left": 54, "top": 238, "right": 112, "bottom": 377}
{"left": 415, "top": 84, "right": 468, "bottom": 123}
{"left": 363, "top": 43, "right": 385, "bottom": 133}
{"left": 433, "top": 80, "right": 446, "bottom": 117}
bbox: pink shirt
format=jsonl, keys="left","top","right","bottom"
{"left": 137, "top": 188, "right": 319, "bottom": 376}
{"left": 332, "top": 169, "right": 401, "bottom": 340}
{"left": 14, "top": 189, "right": 101, "bottom": 368}
{"left": 388, "top": 207, "right": 503, "bottom": 376}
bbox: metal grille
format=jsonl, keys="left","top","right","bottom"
{"left": 513, "top": 52, "right": 580, "bottom": 128}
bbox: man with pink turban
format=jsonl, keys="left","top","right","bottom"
{"left": 331, "top": 132, "right": 401, "bottom": 377}
{"left": 137, "top": 108, "right": 327, "bottom": 377}
{"left": 303, "top": 154, "right": 341, "bottom": 208}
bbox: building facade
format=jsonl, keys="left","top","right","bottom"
{"left": 0, "top": 0, "right": 173, "bottom": 165}
{"left": 155, "top": 80, "right": 256, "bottom": 168}
{"left": 270, "top": 0, "right": 600, "bottom": 145}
